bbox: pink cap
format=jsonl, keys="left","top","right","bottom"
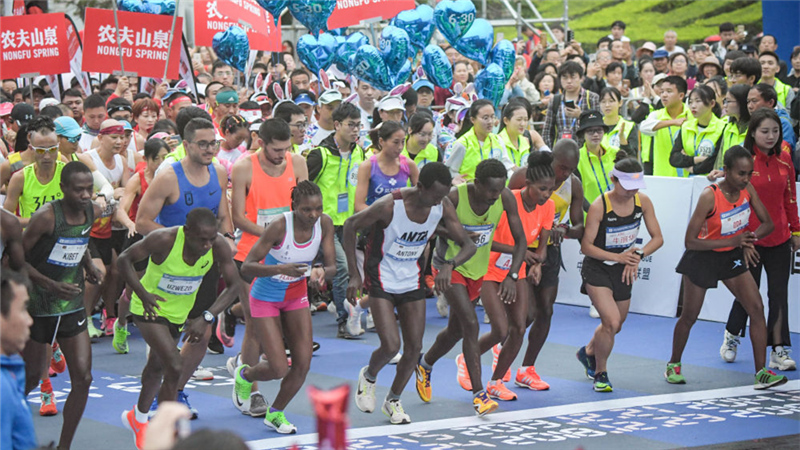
{"left": 0, "top": 102, "right": 12, "bottom": 117}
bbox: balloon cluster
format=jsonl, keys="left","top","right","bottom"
{"left": 350, "top": 26, "right": 412, "bottom": 91}
{"left": 212, "top": 26, "right": 250, "bottom": 73}
{"left": 256, "top": 0, "right": 336, "bottom": 37}
{"left": 117, "top": 0, "right": 175, "bottom": 15}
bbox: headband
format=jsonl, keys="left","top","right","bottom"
{"left": 99, "top": 125, "right": 124, "bottom": 135}
{"left": 168, "top": 95, "right": 191, "bottom": 108}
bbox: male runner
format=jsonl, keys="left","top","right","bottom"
{"left": 119, "top": 208, "right": 242, "bottom": 449}
{"left": 416, "top": 159, "right": 527, "bottom": 416}
{"left": 22, "top": 161, "right": 104, "bottom": 450}
{"left": 345, "top": 162, "right": 476, "bottom": 424}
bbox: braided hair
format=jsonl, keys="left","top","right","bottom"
{"left": 526, "top": 151, "right": 556, "bottom": 183}
{"left": 291, "top": 180, "right": 322, "bottom": 208}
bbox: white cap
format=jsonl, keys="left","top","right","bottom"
{"left": 377, "top": 95, "right": 405, "bottom": 111}
{"left": 39, "top": 98, "right": 59, "bottom": 109}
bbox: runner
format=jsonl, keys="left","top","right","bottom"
{"left": 0, "top": 208, "right": 25, "bottom": 271}
{"left": 416, "top": 159, "right": 527, "bottom": 416}
{"left": 229, "top": 118, "right": 308, "bottom": 417}
{"left": 234, "top": 181, "right": 336, "bottom": 434}
{"left": 478, "top": 151, "right": 556, "bottom": 401}
{"left": 576, "top": 150, "right": 663, "bottom": 392}
{"left": 21, "top": 161, "right": 104, "bottom": 450}
{"left": 668, "top": 145, "right": 788, "bottom": 390}
{"left": 135, "top": 117, "right": 235, "bottom": 417}
{"left": 118, "top": 208, "right": 242, "bottom": 449}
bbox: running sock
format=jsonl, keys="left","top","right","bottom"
{"left": 239, "top": 366, "right": 251, "bottom": 383}
{"left": 269, "top": 406, "right": 282, "bottom": 414}
{"left": 135, "top": 405, "right": 149, "bottom": 423}
{"left": 420, "top": 357, "right": 433, "bottom": 371}
{"left": 364, "top": 369, "right": 377, "bottom": 383}
{"left": 386, "top": 391, "right": 401, "bottom": 402}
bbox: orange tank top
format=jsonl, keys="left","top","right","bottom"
{"left": 234, "top": 152, "right": 296, "bottom": 261}
{"left": 699, "top": 184, "right": 751, "bottom": 252}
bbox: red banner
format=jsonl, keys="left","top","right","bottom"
{"left": 327, "top": 0, "right": 415, "bottom": 29}
{"left": 0, "top": 13, "right": 70, "bottom": 78}
{"left": 82, "top": 8, "right": 183, "bottom": 79}
{"left": 12, "top": 0, "right": 25, "bottom": 15}
{"left": 195, "top": 0, "right": 281, "bottom": 52}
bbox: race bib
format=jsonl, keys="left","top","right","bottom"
{"left": 272, "top": 263, "right": 312, "bottom": 283}
{"left": 157, "top": 274, "right": 203, "bottom": 296}
{"left": 387, "top": 238, "right": 427, "bottom": 262}
{"left": 696, "top": 138, "right": 715, "bottom": 157}
{"left": 720, "top": 203, "right": 750, "bottom": 236}
{"left": 257, "top": 206, "right": 289, "bottom": 228}
{"left": 495, "top": 253, "right": 513, "bottom": 270}
{"left": 609, "top": 132, "right": 621, "bottom": 148}
{"left": 47, "top": 237, "right": 89, "bottom": 267}
{"left": 347, "top": 165, "right": 359, "bottom": 187}
{"left": 605, "top": 221, "right": 640, "bottom": 249}
{"left": 464, "top": 224, "right": 494, "bottom": 248}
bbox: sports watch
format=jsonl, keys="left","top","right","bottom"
{"left": 202, "top": 310, "right": 214, "bottom": 323}
{"left": 634, "top": 250, "right": 645, "bottom": 259}
{"left": 508, "top": 272, "right": 519, "bottom": 281}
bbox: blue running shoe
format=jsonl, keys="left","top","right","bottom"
{"left": 576, "top": 346, "right": 596, "bottom": 380}
{"left": 177, "top": 390, "right": 198, "bottom": 420}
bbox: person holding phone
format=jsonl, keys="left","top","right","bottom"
{"left": 542, "top": 61, "right": 599, "bottom": 149}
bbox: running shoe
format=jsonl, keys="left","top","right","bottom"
{"left": 233, "top": 364, "right": 253, "bottom": 413}
{"left": 176, "top": 390, "right": 198, "bottom": 420}
{"left": 483, "top": 312, "right": 490, "bottom": 324}
{"left": 48, "top": 367, "right": 57, "bottom": 378}
{"left": 425, "top": 274, "right": 435, "bottom": 290}
{"left": 589, "top": 304, "right": 600, "bottom": 318}
{"left": 665, "top": 362, "right": 686, "bottom": 384}
{"left": 754, "top": 368, "right": 788, "bottom": 390}
{"left": 436, "top": 292, "right": 448, "bottom": 317}
{"left": 226, "top": 353, "right": 241, "bottom": 377}
{"left": 50, "top": 342, "right": 66, "bottom": 374}
{"left": 312, "top": 341, "right": 320, "bottom": 352}
{"left": 366, "top": 310, "right": 375, "bottom": 331}
{"left": 515, "top": 366, "right": 550, "bottom": 390}
{"left": 191, "top": 366, "right": 214, "bottom": 381}
{"left": 769, "top": 346, "right": 796, "bottom": 371}
{"left": 248, "top": 392, "right": 269, "bottom": 417}
{"left": 720, "top": 330, "right": 740, "bottom": 363}
{"left": 593, "top": 372, "right": 613, "bottom": 392}
{"left": 455, "top": 353, "right": 472, "bottom": 391}
{"left": 345, "top": 301, "right": 365, "bottom": 336}
{"left": 415, "top": 356, "right": 432, "bottom": 403}
{"left": 355, "top": 366, "right": 377, "bottom": 413}
{"left": 122, "top": 408, "right": 148, "bottom": 449}
{"left": 472, "top": 391, "right": 498, "bottom": 416}
{"left": 264, "top": 409, "right": 297, "bottom": 434}
{"left": 149, "top": 396, "right": 158, "bottom": 418}
{"left": 216, "top": 307, "right": 237, "bottom": 348}
{"left": 39, "top": 379, "right": 57, "bottom": 416}
{"left": 337, "top": 322, "right": 358, "bottom": 339}
{"left": 382, "top": 398, "right": 411, "bottom": 424}
{"left": 486, "top": 379, "right": 517, "bottom": 401}
{"left": 576, "top": 346, "right": 596, "bottom": 380}
{"left": 388, "top": 352, "right": 402, "bottom": 365}
{"left": 491, "top": 344, "right": 511, "bottom": 382}
{"left": 103, "top": 316, "right": 115, "bottom": 337}
{"left": 87, "top": 318, "right": 102, "bottom": 339}
{"left": 327, "top": 302, "right": 337, "bottom": 317}
{"left": 207, "top": 332, "right": 225, "bottom": 354}
{"left": 113, "top": 320, "right": 131, "bottom": 354}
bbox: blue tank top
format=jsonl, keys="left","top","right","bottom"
{"left": 366, "top": 155, "right": 410, "bottom": 206}
{"left": 157, "top": 161, "right": 221, "bottom": 227}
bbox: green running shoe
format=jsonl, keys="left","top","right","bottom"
{"left": 112, "top": 320, "right": 130, "bottom": 354}
{"left": 593, "top": 372, "right": 613, "bottom": 392}
{"left": 232, "top": 365, "right": 253, "bottom": 413}
{"left": 264, "top": 409, "right": 297, "bottom": 434}
{"left": 87, "top": 319, "right": 102, "bottom": 339}
{"left": 665, "top": 362, "right": 686, "bottom": 384}
{"left": 754, "top": 367, "right": 788, "bottom": 390}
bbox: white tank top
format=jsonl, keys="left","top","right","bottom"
{"left": 86, "top": 149, "right": 124, "bottom": 187}
{"left": 267, "top": 212, "right": 321, "bottom": 283}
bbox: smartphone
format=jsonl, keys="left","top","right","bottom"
{"left": 736, "top": 24, "right": 745, "bottom": 33}
{"left": 566, "top": 29, "right": 575, "bottom": 43}
{"left": 192, "top": 53, "right": 202, "bottom": 64}
{"left": 564, "top": 100, "right": 576, "bottom": 109}
{"left": 169, "top": 135, "right": 182, "bottom": 144}
{"left": 623, "top": 80, "right": 630, "bottom": 89}
{"left": 691, "top": 44, "right": 706, "bottom": 52}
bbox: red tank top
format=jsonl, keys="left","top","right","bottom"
{"left": 699, "top": 184, "right": 751, "bottom": 252}
{"left": 234, "top": 153, "right": 296, "bottom": 261}
{"left": 128, "top": 163, "right": 149, "bottom": 222}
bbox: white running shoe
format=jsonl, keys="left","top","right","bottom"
{"left": 769, "top": 346, "right": 796, "bottom": 371}
{"left": 366, "top": 310, "right": 375, "bottom": 331}
{"left": 327, "top": 302, "right": 337, "bottom": 317}
{"left": 436, "top": 293, "right": 448, "bottom": 317}
{"left": 192, "top": 366, "right": 214, "bottom": 381}
{"left": 720, "top": 330, "right": 740, "bottom": 363}
{"left": 345, "top": 301, "right": 365, "bottom": 336}
{"left": 589, "top": 305, "right": 600, "bottom": 318}
{"left": 484, "top": 312, "right": 490, "bottom": 324}
{"left": 226, "top": 353, "right": 241, "bottom": 377}
{"left": 355, "top": 366, "right": 377, "bottom": 413}
{"left": 382, "top": 398, "right": 411, "bottom": 424}
{"left": 389, "top": 352, "right": 402, "bottom": 365}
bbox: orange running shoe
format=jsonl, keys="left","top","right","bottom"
{"left": 39, "top": 379, "right": 57, "bottom": 416}
{"left": 425, "top": 275, "right": 435, "bottom": 289}
{"left": 50, "top": 342, "right": 66, "bottom": 374}
{"left": 455, "top": 354, "right": 472, "bottom": 391}
{"left": 122, "top": 407, "right": 149, "bottom": 449}
{"left": 415, "top": 356, "right": 432, "bottom": 402}
{"left": 486, "top": 379, "right": 517, "bottom": 401}
{"left": 515, "top": 366, "right": 550, "bottom": 390}
{"left": 491, "top": 344, "right": 511, "bottom": 382}
{"left": 472, "top": 390, "right": 499, "bottom": 416}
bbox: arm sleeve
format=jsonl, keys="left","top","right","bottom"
{"left": 306, "top": 149, "right": 323, "bottom": 182}
{"left": 669, "top": 130, "right": 694, "bottom": 168}
{"left": 92, "top": 170, "right": 114, "bottom": 198}
{"left": 639, "top": 111, "right": 660, "bottom": 136}
{"left": 443, "top": 141, "right": 466, "bottom": 178}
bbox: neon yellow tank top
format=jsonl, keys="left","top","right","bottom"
{"left": 445, "top": 183, "right": 504, "bottom": 279}
{"left": 19, "top": 161, "right": 65, "bottom": 218}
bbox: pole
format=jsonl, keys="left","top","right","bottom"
{"left": 112, "top": 0, "right": 126, "bottom": 75}
{"left": 516, "top": 2, "right": 522, "bottom": 39}
{"left": 481, "top": 0, "right": 487, "bottom": 18}
{"left": 29, "top": 76, "right": 33, "bottom": 107}
{"left": 162, "top": 0, "right": 180, "bottom": 81}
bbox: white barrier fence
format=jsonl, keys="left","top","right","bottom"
{"left": 555, "top": 176, "right": 800, "bottom": 333}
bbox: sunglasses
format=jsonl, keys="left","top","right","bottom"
{"left": 32, "top": 145, "right": 58, "bottom": 155}
{"left": 62, "top": 135, "right": 80, "bottom": 144}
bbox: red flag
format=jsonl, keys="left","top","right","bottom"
{"left": 327, "top": 0, "right": 415, "bottom": 29}
{"left": 0, "top": 13, "right": 70, "bottom": 78}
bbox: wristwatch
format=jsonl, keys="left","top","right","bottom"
{"left": 443, "top": 259, "right": 456, "bottom": 268}
{"left": 202, "top": 310, "right": 214, "bottom": 323}
{"left": 223, "top": 232, "right": 236, "bottom": 241}
{"left": 508, "top": 272, "right": 519, "bottom": 281}
{"left": 634, "top": 250, "right": 645, "bottom": 259}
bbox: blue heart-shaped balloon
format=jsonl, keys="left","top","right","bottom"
{"left": 255, "top": 0, "right": 288, "bottom": 26}
{"left": 335, "top": 32, "right": 368, "bottom": 73}
{"left": 297, "top": 33, "right": 337, "bottom": 76}
{"left": 117, "top": 0, "right": 145, "bottom": 12}
{"left": 422, "top": 45, "right": 452, "bottom": 89}
{"left": 474, "top": 63, "right": 506, "bottom": 107}
{"left": 393, "top": 60, "right": 412, "bottom": 87}
{"left": 328, "top": 27, "right": 347, "bottom": 36}
{"left": 434, "top": 0, "right": 476, "bottom": 46}
{"left": 288, "top": 0, "right": 336, "bottom": 37}
{"left": 392, "top": 4, "right": 434, "bottom": 52}
{"left": 379, "top": 26, "right": 411, "bottom": 74}
{"left": 351, "top": 45, "right": 393, "bottom": 92}
{"left": 212, "top": 26, "right": 250, "bottom": 73}
{"left": 491, "top": 39, "right": 516, "bottom": 81}
{"left": 454, "top": 18, "right": 494, "bottom": 65}
{"left": 118, "top": 0, "right": 175, "bottom": 15}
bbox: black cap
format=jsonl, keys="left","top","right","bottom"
{"left": 740, "top": 43, "right": 757, "bottom": 54}
{"left": 576, "top": 109, "right": 608, "bottom": 137}
{"left": 10, "top": 103, "right": 35, "bottom": 126}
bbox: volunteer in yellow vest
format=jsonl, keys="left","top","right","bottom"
{"left": 717, "top": 84, "right": 750, "bottom": 170}
{"left": 118, "top": 208, "right": 243, "bottom": 449}
{"left": 640, "top": 76, "right": 690, "bottom": 177}
{"left": 599, "top": 87, "right": 639, "bottom": 157}
{"left": 758, "top": 51, "right": 794, "bottom": 108}
{"left": 306, "top": 102, "right": 365, "bottom": 338}
{"left": 498, "top": 102, "right": 532, "bottom": 167}
{"left": 4, "top": 116, "right": 64, "bottom": 227}
{"left": 416, "top": 159, "right": 526, "bottom": 417}
{"left": 402, "top": 112, "right": 441, "bottom": 169}
{"left": 444, "top": 99, "right": 514, "bottom": 183}
{"left": 669, "top": 85, "right": 726, "bottom": 176}
{"left": 576, "top": 110, "right": 619, "bottom": 205}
